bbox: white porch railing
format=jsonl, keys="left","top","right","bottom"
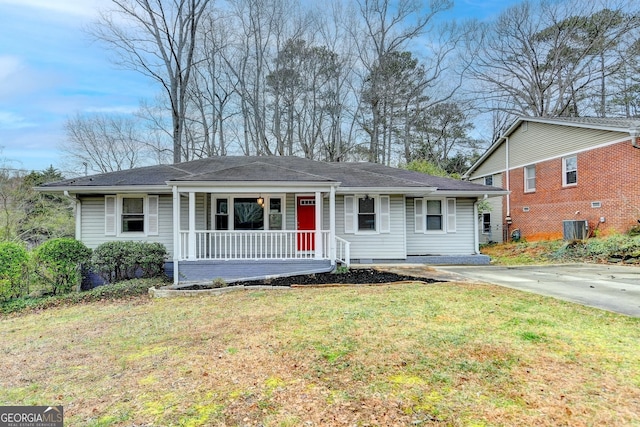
{"left": 179, "top": 230, "right": 333, "bottom": 261}
{"left": 335, "top": 236, "right": 351, "bottom": 267}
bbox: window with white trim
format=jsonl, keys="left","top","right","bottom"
{"left": 482, "top": 212, "right": 491, "bottom": 234}
{"left": 414, "top": 198, "right": 456, "bottom": 233}
{"left": 212, "top": 196, "right": 284, "bottom": 230}
{"left": 268, "top": 198, "right": 283, "bottom": 230}
{"left": 524, "top": 165, "right": 536, "bottom": 192}
{"left": 563, "top": 155, "right": 577, "bottom": 186}
{"left": 214, "top": 198, "right": 229, "bottom": 230}
{"left": 105, "top": 195, "right": 159, "bottom": 236}
{"left": 358, "top": 197, "right": 376, "bottom": 231}
{"left": 484, "top": 175, "right": 493, "bottom": 186}
{"left": 343, "top": 195, "right": 390, "bottom": 234}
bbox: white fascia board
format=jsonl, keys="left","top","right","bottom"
{"left": 336, "top": 186, "right": 438, "bottom": 195}
{"left": 525, "top": 116, "right": 633, "bottom": 133}
{"left": 431, "top": 190, "right": 509, "bottom": 198}
{"left": 35, "top": 185, "right": 172, "bottom": 194}
{"left": 168, "top": 181, "right": 340, "bottom": 193}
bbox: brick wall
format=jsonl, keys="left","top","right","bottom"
{"left": 502, "top": 139, "right": 640, "bottom": 241}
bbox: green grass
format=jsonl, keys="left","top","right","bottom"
{"left": 1, "top": 282, "right": 639, "bottom": 426}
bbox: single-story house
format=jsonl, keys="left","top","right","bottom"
{"left": 39, "top": 156, "right": 506, "bottom": 283}
{"left": 465, "top": 116, "right": 640, "bottom": 242}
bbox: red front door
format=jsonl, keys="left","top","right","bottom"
{"left": 297, "top": 196, "right": 316, "bottom": 251}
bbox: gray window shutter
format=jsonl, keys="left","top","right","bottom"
{"left": 414, "top": 198, "right": 424, "bottom": 233}
{"left": 147, "top": 195, "right": 159, "bottom": 236}
{"left": 446, "top": 198, "right": 457, "bottom": 233}
{"left": 380, "top": 196, "right": 390, "bottom": 233}
{"left": 105, "top": 195, "right": 116, "bottom": 236}
{"left": 344, "top": 195, "right": 355, "bottom": 234}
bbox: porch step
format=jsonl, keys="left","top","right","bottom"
{"left": 177, "top": 259, "right": 334, "bottom": 284}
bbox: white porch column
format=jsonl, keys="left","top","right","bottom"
{"left": 314, "top": 191, "right": 322, "bottom": 259}
{"left": 172, "top": 186, "right": 180, "bottom": 284}
{"left": 329, "top": 186, "right": 336, "bottom": 265}
{"left": 188, "top": 191, "right": 197, "bottom": 261}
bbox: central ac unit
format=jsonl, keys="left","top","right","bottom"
{"left": 563, "top": 220, "right": 588, "bottom": 240}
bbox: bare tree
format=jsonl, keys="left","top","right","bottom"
{"left": 62, "top": 113, "right": 152, "bottom": 174}
{"left": 91, "top": 0, "right": 210, "bottom": 163}
{"left": 466, "top": 0, "right": 640, "bottom": 119}
{"left": 352, "top": 0, "right": 469, "bottom": 163}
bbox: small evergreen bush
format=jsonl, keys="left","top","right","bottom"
{"left": 0, "top": 242, "right": 29, "bottom": 301}
{"left": 33, "top": 238, "right": 92, "bottom": 295}
{"left": 92, "top": 241, "right": 167, "bottom": 283}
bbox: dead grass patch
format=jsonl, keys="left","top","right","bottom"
{"left": 1, "top": 283, "right": 639, "bottom": 426}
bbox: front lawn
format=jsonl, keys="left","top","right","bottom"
{"left": 1, "top": 282, "right": 638, "bottom": 426}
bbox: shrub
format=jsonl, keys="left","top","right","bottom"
{"left": 584, "top": 234, "right": 640, "bottom": 260}
{"left": 92, "top": 241, "right": 167, "bottom": 283}
{"left": 0, "top": 242, "right": 29, "bottom": 301}
{"left": 33, "top": 238, "right": 92, "bottom": 295}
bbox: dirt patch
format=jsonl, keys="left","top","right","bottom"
{"left": 180, "top": 268, "right": 442, "bottom": 290}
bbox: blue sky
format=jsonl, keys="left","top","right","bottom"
{"left": 0, "top": 0, "right": 517, "bottom": 174}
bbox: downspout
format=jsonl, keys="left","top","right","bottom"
{"left": 172, "top": 186, "right": 180, "bottom": 285}
{"left": 505, "top": 136, "right": 511, "bottom": 216}
{"left": 630, "top": 125, "right": 640, "bottom": 148}
{"left": 63, "top": 191, "right": 81, "bottom": 240}
{"left": 473, "top": 198, "right": 480, "bottom": 254}
{"left": 504, "top": 136, "right": 512, "bottom": 240}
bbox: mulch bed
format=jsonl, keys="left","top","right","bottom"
{"left": 180, "top": 268, "right": 441, "bottom": 290}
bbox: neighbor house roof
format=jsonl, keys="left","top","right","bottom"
{"left": 464, "top": 116, "right": 640, "bottom": 179}
{"left": 40, "top": 156, "right": 505, "bottom": 196}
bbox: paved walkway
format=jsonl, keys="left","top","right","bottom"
{"left": 431, "top": 264, "right": 640, "bottom": 317}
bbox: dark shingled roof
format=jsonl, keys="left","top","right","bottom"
{"left": 41, "top": 156, "right": 503, "bottom": 193}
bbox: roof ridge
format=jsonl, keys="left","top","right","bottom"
{"left": 180, "top": 159, "right": 338, "bottom": 182}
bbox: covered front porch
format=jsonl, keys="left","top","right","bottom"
{"left": 170, "top": 182, "right": 349, "bottom": 283}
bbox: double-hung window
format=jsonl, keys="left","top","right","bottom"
{"left": 524, "top": 165, "right": 536, "bottom": 192}
{"left": 414, "top": 198, "right": 456, "bottom": 233}
{"left": 105, "top": 195, "right": 159, "bottom": 236}
{"left": 482, "top": 212, "right": 491, "bottom": 234}
{"left": 215, "top": 198, "right": 229, "bottom": 230}
{"left": 358, "top": 197, "right": 376, "bottom": 231}
{"left": 344, "top": 195, "right": 390, "bottom": 234}
{"left": 563, "top": 155, "right": 577, "bottom": 186}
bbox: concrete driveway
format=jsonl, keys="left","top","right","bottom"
{"left": 434, "top": 264, "right": 640, "bottom": 317}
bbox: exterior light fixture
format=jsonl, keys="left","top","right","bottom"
{"left": 257, "top": 196, "right": 264, "bottom": 207}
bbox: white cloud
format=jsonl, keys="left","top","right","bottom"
{"left": 0, "top": 111, "right": 36, "bottom": 130}
{"left": 0, "top": 56, "right": 23, "bottom": 81}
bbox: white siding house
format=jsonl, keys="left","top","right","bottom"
{"left": 41, "top": 156, "right": 505, "bottom": 283}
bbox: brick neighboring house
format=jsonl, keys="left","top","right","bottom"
{"left": 465, "top": 117, "right": 640, "bottom": 242}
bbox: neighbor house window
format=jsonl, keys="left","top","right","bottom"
{"left": 524, "top": 165, "right": 536, "bottom": 192}
{"left": 484, "top": 175, "right": 493, "bottom": 186}
{"left": 482, "top": 212, "right": 491, "bottom": 234}
{"left": 563, "top": 155, "right": 577, "bottom": 186}
{"left": 234, "top": 198, "right": 264, "bottom": 230}
{"left": 358, "top": 196, "right": 376, "bottom": 231}
{"left": 105, "top": 195, "right": 158, "bottom": 236}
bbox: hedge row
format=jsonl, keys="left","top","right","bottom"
{"left": 0, "top": 239, "right": 168, "bottom": 302}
